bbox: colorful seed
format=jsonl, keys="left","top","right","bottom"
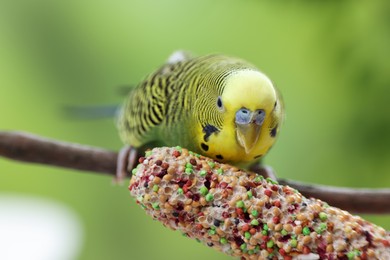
{"left": 200, "top": 186, "right": 208, "bottom": 196}
{"left": 205, "top": 193, "right": 214, "bottom": 202}
{"left": 290, "top": 239, "right": 297, "bottom": 248}
{"left": 208, "top": 161, "right": 215, "bottom": 168}
{"left": 319, "top": 212, "right": 328, "bottom": 221}
{"left": 302, "top": 226, "right": 310, "bottom": 236}
{"left": 267, "top": 240, "right": 274, "bottom": 248}
{"left": 264, "top": 189, "right": 272, "bottom": 197}
{"left": 251, "top": 210, "right": 259, "bottom": 217}
{"left": 236, "top": 200, "right": 245, "bottom": 208}
{"left": 220, "top": 237, "right": 228, "bottom": 244}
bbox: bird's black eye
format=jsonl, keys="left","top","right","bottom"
{"left": 217, "top": 96, "right": 223, "bottom": 110}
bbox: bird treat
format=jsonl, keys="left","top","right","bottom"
{"left": 129, "top": 147, "right": 390, "bottom": 259}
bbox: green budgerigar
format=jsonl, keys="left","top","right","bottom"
{"left": 117, "top": 51, "right": 284, "bottom": 176}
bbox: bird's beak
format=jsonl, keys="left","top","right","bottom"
{"left": 235, "top": 108, "right": 265, "bottom": 154}
{"left": 236, "top": 122, "right": 262, "bottom": 154}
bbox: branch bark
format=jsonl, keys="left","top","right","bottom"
{"left": 1, "top": 130, "right": 390, "bottom": 214}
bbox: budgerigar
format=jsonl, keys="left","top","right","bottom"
{"left": 117, "top": 51, "right": 284, "bottom": 176}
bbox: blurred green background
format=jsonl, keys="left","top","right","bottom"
{"left": 1, "top": 1, "right": 389, "bottom": 259}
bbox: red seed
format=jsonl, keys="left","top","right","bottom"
{"left": 279, "top": 248, "right": 286, "bottom": 256}
{"left": 161, "top": 162, "right": 169, "bottom": 169}
{"left": 172, "top": 150, "right": 181, "bottom": 157}
{"left": 222, "top": 212, "right": 230, "bottom": 218}
{"left": 284, "top": 256, "right": 293, "bottom": 260}
{"left": 155, "top": 160, "right": 162, "bottom": 166}
{"left": 264, "top": 189, "right": 272, "bottom": 197}
{"left": 271, "top": 185, "right": 278, "bottom": 192}
{"left": 249, "top": 228, "right": 256, "bottom": 235}
{"left": 236, "top": 208, "right": 244, "bottom": 215}
{"left": 273, "top": 200, "right": 281, "bottom": 208}
{"left": 303, "top": 246, "right": 311, "bottom": 255}
{"left": 185, "top": 191, "right": 193, "bottom": 198}
{"left": 382, "top": 239, "right": 390, "bottom": 247}
{"left": 242, "top": 223, "right": 250, "bottom": 232}
{"left": 273, "top": 216, "right": 280, "bottom": 224}
{"left": 138, "top": 157, "right": 145, "bottom": 163}
{"left": 219, "top": 182, "right": 228, "bottom": 189}
{"left": 189, "top": 158, "right": 197, "bottom": 165}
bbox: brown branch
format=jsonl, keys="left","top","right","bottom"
{"left": 1, "top": 130, "right": 390, "bottom": 214}
{"left": 0, "top": 131, "right": 117, "bottom": 174}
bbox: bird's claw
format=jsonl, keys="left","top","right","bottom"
{"left": 115, "top": 145, "right": 138, "bottom": 185}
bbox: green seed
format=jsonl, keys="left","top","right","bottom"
{"left": 266, "top": 177, "right": 278, "bottom": 184}
{"left": 205, "top": 193, "right": 214, "bottom": 202}
{"left": 266, "top": 240, "right": 274, "bottom": 248}
{"left": 185, "top": 168, "right": 193, "bottom": 174}
{"left": 145, "top": 150, "right": 152, "bottom": 157}
{"left": 245, "top": 231, "right": 251, "bottom": 239}
{"left": 185, "top": 163, "right": 193, "bottom": 169}
{"left": 254, "top": 175, "right": 264, "bottom": 182}
{"left": 346, "top": 250, "right": 361, "bottom": 259}
{"left": 316, "top": 223, "right": 327, "bottom": 234}
{"left": 236, "top": 201, "right": 245, "bottom": 208}
{"left": 152, "top": 202, "right": 160, "bottom": 210}
{"left": 302, "top": 226, "right": 310, "bottom": 236}
{"left": 250, "top": 219, "right": 259, "bottom": 226}
{"left": 248, "top": 250, "right": 254, "bottom": 255}
{"left": 263, "top": 224, "right": 269, "bottom": 231}
{"left": 199, "top": 170, "right": 207, "bottom": 177}
{"left": 217, "top": 168, "right": 223, "bottom": 174}
{"left": 177, "top": 188, "right": 183, "bottom": 194}
{"left": 131, "top": 168, "right": 138, "bottom": 175}
{"left": 240, "top": 243, "right": 247, "bottom": 250}
{"left": 208, "top": 229, "right": 216, "bottom": 235}
{"left": 262, "top": 230, "right": 268, "bottom": 235}
{"left": 152, "top": 185, "right": 159, "bottom": 192}
{"left": 220, "top": 237, "right": 228, "bottom": 244}
{"left": 200, "top": 186, "right": 208, "bottom": 196}
{"left": 319, "top": 212, "right": 328, "bottom": 221}
{"left": 251, "top": 210, "right": 259, "bottom": 217}
{"left": 208, "top": 161, "right": 215, "bottom": 168}
{"left": 247, "top": 190, "right": 253, "bottom": 199}
{"left": 281, "top": 229, "right": 288, "bottom": 236}
{"left": 290, "top": 239, "right": 297, "bottom": 248}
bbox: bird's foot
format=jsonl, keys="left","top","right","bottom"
{"left": 115, "top": 145, "right": 138, "bottom": 185}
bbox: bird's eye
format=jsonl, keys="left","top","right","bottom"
{"left": 217, "top": 96, "right": 223, "bottom": 110}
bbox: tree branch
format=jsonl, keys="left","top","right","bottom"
{"left": 0, "top": 131, "right": 117, "bottom": 174}
{"left": 1, "top": 130, "right": 390, "bottom": 214}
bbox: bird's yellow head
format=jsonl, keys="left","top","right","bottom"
{"left": 200, "top": 69, "right": 283, "bottom": 164}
